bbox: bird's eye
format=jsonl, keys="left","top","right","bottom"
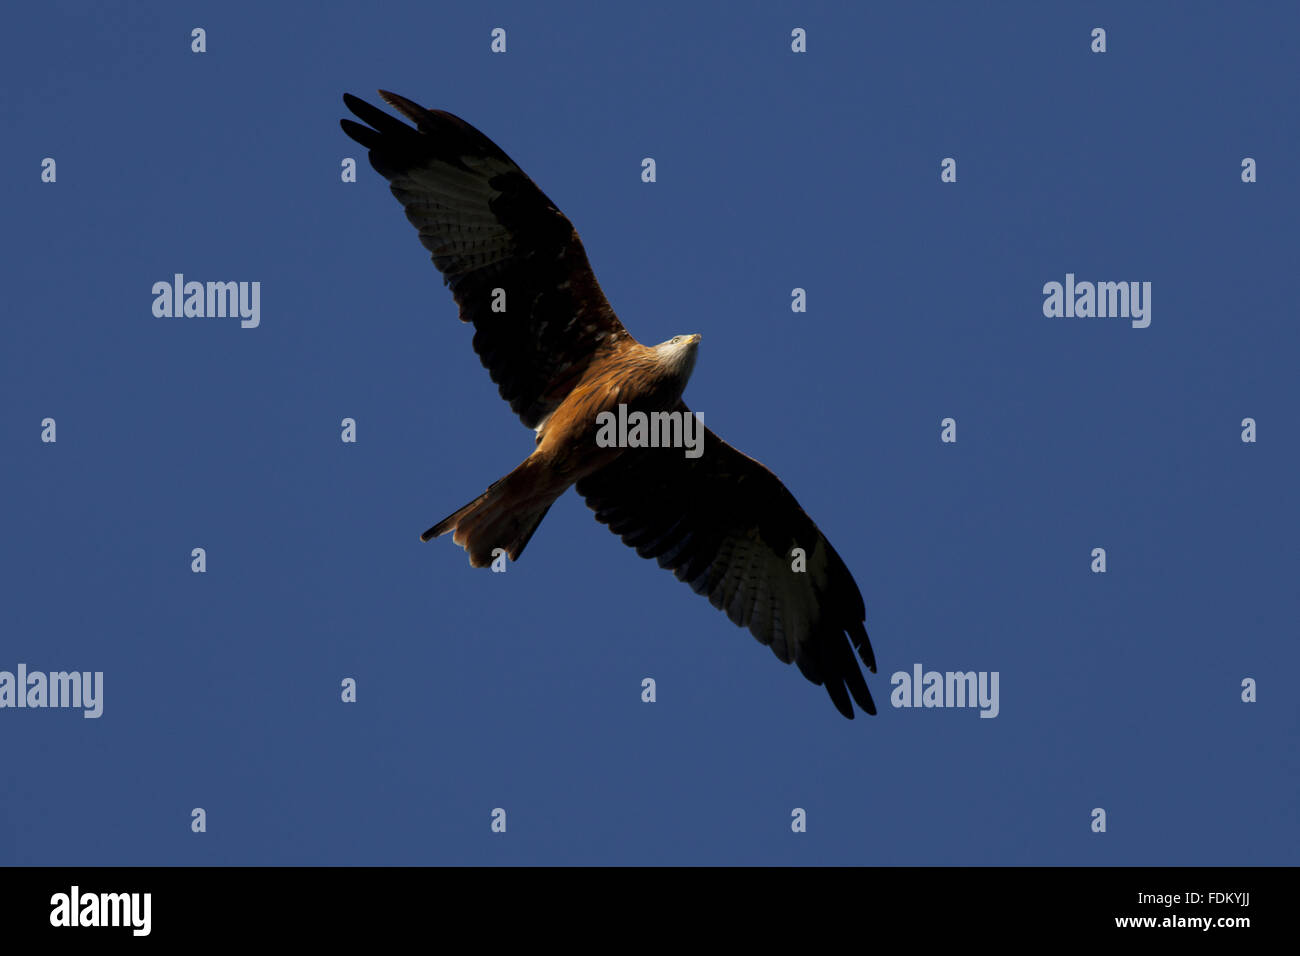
{"left": 671, "top": 336, "right": 681, "bottom": 344}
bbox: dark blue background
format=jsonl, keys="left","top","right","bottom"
{"left": 3, "top": 1, "right": 1295, "bottom": 864}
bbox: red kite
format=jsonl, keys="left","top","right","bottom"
{"left": 341, "top": 91, "right": 878, "bottom": 718}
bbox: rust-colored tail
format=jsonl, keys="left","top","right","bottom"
{"left": 421, "top": 460, "right": 556, "bottom": 567}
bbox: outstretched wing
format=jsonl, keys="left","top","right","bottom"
{"left": 575, "top": 404, "right": 877, "bottom": 719}
{"left": 341, "top": 91, "right": 633, "bottom": 429}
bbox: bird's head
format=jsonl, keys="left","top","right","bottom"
{"left": 655, "top": 333, "right": 702, "bottom": 386}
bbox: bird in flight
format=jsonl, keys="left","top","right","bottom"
{"left": 340, "top": 91, "right": 878, "bottom": 718}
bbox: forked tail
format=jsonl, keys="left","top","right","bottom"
{"left": 421, "top": 460, "right": 556, "bottom": 567}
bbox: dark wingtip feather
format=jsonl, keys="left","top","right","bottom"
{"left": 422, "top": 515, "right": 456, "bottom": 541}
{"left": 340, "top": 118, "right": 382, "bottom": 149}
{"left": 378, "top": 89, "right": 427, "bottom": 124}
{"left": 342, "top": 92, "right": 418, "bottom": 138}
{"left": 377, "top": 90, "right": 452, "bottom": 134}
{"left": 850, "top": 620, "right": 876, "bottom": 673}
{"left": 853, "top": 679, "right": 877, "bottom": 716}
{"left": 825, "top": 679, "right": 855, "bottom": 719}
{"left": 842, "top": 646, "right": 877, "bottom": 716}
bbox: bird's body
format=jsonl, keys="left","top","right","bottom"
{"left": 427, "top": 333, "right": 701, "bottom": 567}
{"left": 341, "top": 91, "right": 879, "bottom": 718}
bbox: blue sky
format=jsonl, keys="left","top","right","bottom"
{"left": 2, "top": 1, "right": 1296, "bottom": 865}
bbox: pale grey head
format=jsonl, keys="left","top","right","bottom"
{"left": 653, "top": 333, "right": 702, "bottom": 389}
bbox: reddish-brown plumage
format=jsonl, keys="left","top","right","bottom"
{"left": 427, "top": 335, "right": 700, "bottom": 565}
